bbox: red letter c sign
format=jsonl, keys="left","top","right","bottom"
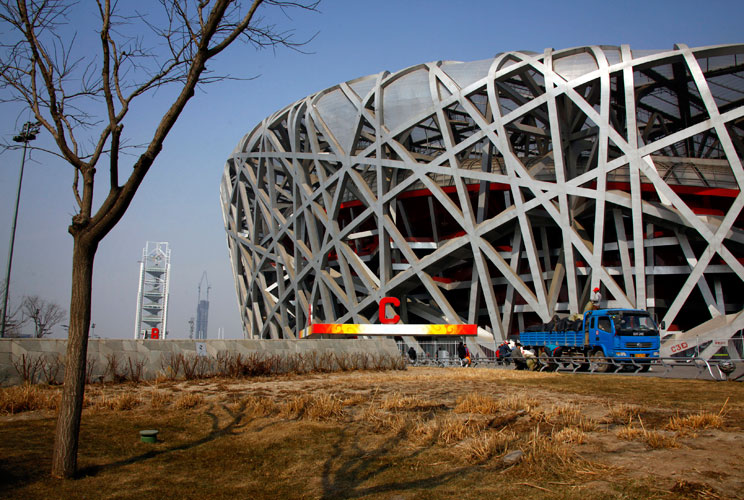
{"left": 379, "top": 297, "right": 400, "bottom": 324}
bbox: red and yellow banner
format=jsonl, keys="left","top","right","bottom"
{"left": 301, "top": 323, "right": 476, "bottom": 338}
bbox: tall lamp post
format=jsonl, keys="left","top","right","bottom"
{"left": 1, "top": 121, "right": 41, "bottom": 338}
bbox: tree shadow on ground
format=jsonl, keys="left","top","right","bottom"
{"left": 320, "top": 425, "right": 489, "bottom": 499}
{"left": 76, "top": 402, "right": 247, "bottom": 478}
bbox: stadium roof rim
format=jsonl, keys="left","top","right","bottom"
{"left": 238, "top": 42, "right": 744, "bottom": 155}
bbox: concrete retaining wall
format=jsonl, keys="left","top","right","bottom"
{"left": 0, "top": 338, "right": 401, "bottom": 386}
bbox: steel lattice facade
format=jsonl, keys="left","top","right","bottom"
{"left": 221, "top": 44, "right": 744, "bottom": 348}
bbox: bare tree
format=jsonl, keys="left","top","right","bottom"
{"left": 22, "top": 295, "right": 66, "bottom": 337}
{"left": 0, "top": 0, "right": 318, "bottom": 478}
{"left": 0, "top": 284, "right": 27, "bottom": 337}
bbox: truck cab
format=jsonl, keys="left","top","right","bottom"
{"left": 586, "top": 309, "right": 661, "bottom": 362}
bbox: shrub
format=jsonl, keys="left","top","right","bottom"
{"left": 11, "top": 354, "right": 44, "bottom": 384}
{"left": 104, "top": 353, "right": 127, "bottom": 383}
{"left": 40, "top": 354, "right": 63, "bottom": 385}
{"left": 126, "top": 356, "right": 146, "bottom": 383}
{"left": 85, "top": 357, "right": 98, "bottom": 385}
{"left": 160, "top": 352, "right": 183, "bottom": 379}
{"left": 182, "top": 354, "right": 214, "bottom": 380}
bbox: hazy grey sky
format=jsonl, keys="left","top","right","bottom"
{"left": 1, "top": 0, "right": 742, "bottom": 339}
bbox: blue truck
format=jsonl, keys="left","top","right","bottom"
{"left": 518, "top": 309, "right": 661, "bottom": 372}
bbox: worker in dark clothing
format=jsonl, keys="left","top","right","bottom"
{"left": 407, "top": 346, "right": 417, "bottom": 364}
{"left": 497, "top": 341, "right": 512, "bottom": 365}
{"left": 510, "top": 341, "right": 528, "bottom": 370}
{"left": 457, "top": 341, "right": 471, "bottom": 366}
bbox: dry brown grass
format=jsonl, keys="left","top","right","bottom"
{"left": 495, "top": 394, "right": 541, "bottom": 412}
{"left": 438, "top": 415, "right": 489, "bottom": 444}
{"left": 666, "top": 411, "right": 723, "bottom": 432}
{"left": 409, "top": 415, "right": 440, "bottom": 443}
{"left": 359, "top": 406, "right": 407, "bottom": 433}
{"left": 458, "top": 429, "right": 517, "bottom": 462}
{"left": 149, "top": 390, "right": 171, "bottom": 409}
{"left": 454, "top": 393, "right": 501, "bottom": 414}
{"left": 0, "top": 384, "right": 59, "bottom": 414}
{"left": 515, "top": 425, "right": 613, "bottom": 480}
{"left": 616, "top": 417, "right": 679, "bottom": 449}
{"left": 407, "top": 414, "right": 490, "bottom": 446}
{"left": 2, "top": 367, "right": 742, "bottom": 500}
{"left": 95, "top": 392, "right": 142, "bottom": 411}
{"left": 665, "top": 401, "right": 728, "bottom": 435}
{"left": 173, "top": 392, "right": 204, "bottom": 410}
{"left": 539, "top": 404, "right": 598, "bottom": 432}
{"left": 552, "top": 426, "right": 587, "bottom": 444}
{"left": 340, "top": 393, "right": 367, "bottom": 407}
{"left": 279, "top": 393, "right": 345, "bottom": 421}
{"left": 671, "top": 479, "right": 725, "bottom": 499}
{"left": 644, "top": 430, "right": 680, "bottom": 449}
{"left": 520, "top": 426, "right": 580, "bottom": 472}
{"left": 379, "top": 391, "right": 441, "bottom": 412}
{"left": 239, "top": 395, "right": 277, "bottom": 418}
{"left": 616, "top": 423, "right": 645, "bottom": 441}
{"left": 606, "top": 403, "right": 643, "bottom": 423}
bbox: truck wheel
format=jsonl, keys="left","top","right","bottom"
{"left": 589, "top": 350, "right": 609, "bottom": 373}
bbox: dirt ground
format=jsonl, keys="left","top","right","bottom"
{"left": 1, "top": 367, "right": 743, "bottom": 499}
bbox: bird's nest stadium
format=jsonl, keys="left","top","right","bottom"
{"left": 221, "top": 43, "right": 744, "bottom": 358}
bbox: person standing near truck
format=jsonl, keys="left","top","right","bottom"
{"left": 584, "top": 287, "right": 602, "bottom": 312}
{"left": 510, "top": 341, "right": 528, "bottom": 370}
{"left": 457, "top": 341, "right": 471, "bottom": 367}
{"left": 407, "top": 346, "right": 417, "bottom": 364}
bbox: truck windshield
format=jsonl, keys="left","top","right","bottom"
{"left": 613, "top": 313, "right": 659, "bottom": 336}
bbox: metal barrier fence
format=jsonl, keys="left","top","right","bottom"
{"left": 396, "top": 341, "right": 742, "bottom": 381}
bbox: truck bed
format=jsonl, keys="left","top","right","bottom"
{"left": 520, "top": 330, "right": 585, "bottom": 347}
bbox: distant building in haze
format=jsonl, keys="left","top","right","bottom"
{"left": 195, "top": 271, "right": 210, "bottom": 340}
{"left": 196, "top": 299, "right": 209, "bottom": 340}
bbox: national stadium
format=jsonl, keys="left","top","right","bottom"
{"left": 220, "top": 44, "right": 744, "bottom": 358}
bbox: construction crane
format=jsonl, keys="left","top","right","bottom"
{"left": 196, "top": 272, "right": 210, "bottom": 340}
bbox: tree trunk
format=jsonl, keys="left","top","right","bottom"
{"left": 51, "top": 235, "right": 97, "bottom": 478}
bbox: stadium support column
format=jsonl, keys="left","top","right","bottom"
{"left": 468, "top": 141, "right": 491, "bottom": 328}
{"left": 646, "top": 223, "right": 655, "bottom": 318}
{"left": 621, "top": 45, "right": 646, "bottom": 310}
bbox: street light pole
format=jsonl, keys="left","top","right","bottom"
{"left": 1, "top": 121, "right": 41, "bottom": 338}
